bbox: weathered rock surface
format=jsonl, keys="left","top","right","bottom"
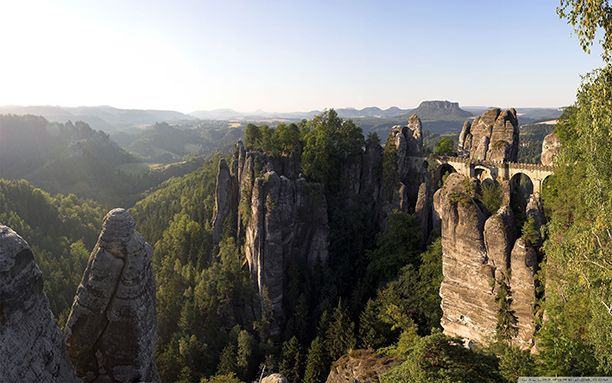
{"left": 0, "top": 225, "right": 80, "bottom": 383}
{"left": 326, "top": 350, "right": 398, "bottom": 383}
{"left": 261, "top": 373, "right": 289, "bottom": 383}
{"left": 436, "top": 172, "right": 542, "bottom": 347}
{"left": 212, "top": 158, "right": 239, "bottom": 244}
{"left": 458, "top": 108, "right": 519, "bottom": 162}
{"left": 65, "top": 208, "right": 159, "bottom": 383}
{"left": 540, "top": 132, "right": 561, "bottom": 166}
{"left": 434, "top": 173, "right": 499, "bottom": 343}
{"left": 244, "top": 171, "right": 328, "bottom": 334}
{"left": 509, "top": 238, "right": 538, "bottom": 350}
{"left": 483, "top": 206, "right": 516, "bottom": 284}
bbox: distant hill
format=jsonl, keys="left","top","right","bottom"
{"left": 0, "top": 105, "right": 195, "bottom": 133}
{"left": 0, "top": 115, "right": 202, "bottom": 206}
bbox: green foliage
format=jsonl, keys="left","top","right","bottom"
{"left": 557, "top": 0, "right": 611, "bottom": 61}
{"left": 0, "top": 179, "right": 104, "bottom": 323}
{"left": 375, "top": 239, "right": 443, "bottom": 335}
{"left": 434, "top": 136, "right": 455, "bottom": 156}
{"left": 200, "top": 373, "right": 245, "bottom": 383}
{"left": 278, "top": 336, "right": 302, "bottom": 383}
{"left": 301, "top": 109, "right": 364, "bottom": 194}
{"left": 538, "top": 65, "right": 611, "bottom": 375}
{"left": 303, "top": 337, "right": 328, "bottom": 383}
{"left": 495, "top": 276, "right": 518, "bottom": 342}
{"left": 521, "top": 215, "right": 540, "bottom": 245}
{"left": 131, "top": 154, "right": 220, "bottom": 244}
{"left": 480, "top": 182, "right": 503, "bottom": 215}
{"left": 358, "top": 299, "right": 390, "bottom": 350}
{"left": 365, "top": 212, "right": 422, "bottom": 287}
{"left": 381, "top": 332, "right": 505, "bottom": 383}
{"left": 496, "top": 344, "right": 536, "bottom": 383}
{"left": 326, "top": 301, "right": 356, "bottom": 362}
{"left": 382, "top": 136, "right": 399, "bottom": 196}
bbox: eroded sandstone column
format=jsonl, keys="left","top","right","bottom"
{"left": 0, "top": 226, "right": 80, "bottom": 382}
{"left": 65, "top": 208, "right": 159, "bottom": 383}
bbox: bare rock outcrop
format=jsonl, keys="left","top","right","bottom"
{"left": 436, "top": 172, "right": 542, "bottom": 348}
{"left": 212, "top": 158, "right": 238, "bottom": 244}
{"left": 434, "top": 173, "right": 498, "bottom": 343}
{"left": 458, "top": 108, "right": 519, "bottom": 162}
{"left": 540, "top": 132, "right": 561, "bottom": 166}
{"left": 244, "top": 171, "right": 328, "bottom": 334}
{"left": 0, "top": 226, "right": 80, "bottom": 383}
{"left": 65, "top": 208, "right": 159, "bottom": 383}
{"left": 326, "top": 350, "right": 398, "bottom": 383}
{"left": 261, "top": 373, "right": 289, "bottom": 383}
{"left": 483, "top": 206, "right": 516, "bottom": 284}
{"left": 509, "top": 238, "right": 538, "bottom": 350}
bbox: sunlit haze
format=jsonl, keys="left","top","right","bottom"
{"left": 0, "top": 0, "right": 603, "bottom": 112}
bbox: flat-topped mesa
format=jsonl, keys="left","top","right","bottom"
{"left": 0, "top": 226, "right": 80, "bottom": 382}
{"left": 458, "top": 108, "right": 519, "bottom": 162}
{"left": 65, "top": 208, "right": 159, "bottom": 383}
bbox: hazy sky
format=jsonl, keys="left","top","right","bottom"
{"left": 0, "top": 0, "right": 603, "bottom": 112}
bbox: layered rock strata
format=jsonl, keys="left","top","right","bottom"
{"left": 325, "top": 349, "right": 398, "bottom": 383}
{"left": 64, "top": 208, "right": 159, "bottom": 383}
{"left": 0, "top": 225, "right": 80, "bottom": 383}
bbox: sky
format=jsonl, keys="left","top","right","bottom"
{"left": 0, "top": 0, "right": 604, "bottom": 113}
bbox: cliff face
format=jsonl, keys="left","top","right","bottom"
{"left": 458, "top": 108, "right": 519, "bottom": 162}
{"left": 434, "top": 173, "right": 542, "bottom": 349}
{"left": 65, "top": 208, "right": 159, "bottom": 382}
{"left": 245, "top": 171, "right": 328, "bottom": 331}
{"left": 540, "top": 132, "right": 561, "bottom": 166}
{"left": 212, "top": 143, "right": 329, "bottom": 334}
{"left": 0, "top": 225, "right": 80, "bottom": 382}
{"left": 383, "top": 114, "right": 430, "bottom": 236}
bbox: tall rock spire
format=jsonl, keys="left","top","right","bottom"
{"left": 65, "top": 208, "right": 159, "bottom": 383}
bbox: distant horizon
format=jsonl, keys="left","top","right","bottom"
{"left": 0, "top": 0, "right": 603, "bottom": 113}
{"left": 0, "top": 101, "right": 565, "bottom": 116}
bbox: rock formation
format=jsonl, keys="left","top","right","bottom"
{"left": 212, "top": 142, "right": 330, "bottom": 334}
{"left": 261, "top": 373, "right": 289, "bottom": 383}
{"left": 540, "top": 132, "right": 561, "bottom": 166}
{"left": 0, "top": 225, "right": 80, "bottom": 383}
{"left": 325, "top": 350, "right": 398, "bottom": 383}
{"left": 435, "top": 172, "right": 542, "bottom": 349}
{"left": 458, "top": 108, "right": 519, "bottom": 162}
{"left": 64, "top": 208, "right": 159, "bottom": 383}
{"left": 382, "top": 114, "right": 429, "bottom": 224}
{"left": 434, "top": 173, "right": 498, "bottom": 343}
{"left": 244, "top": 171, "right": 328, "bottom": 334}
{"left": 212, "top": 158, "right": 238, "bottom": 244}
{"left": 509, "top": 238, "right": 538, "bottom": 350}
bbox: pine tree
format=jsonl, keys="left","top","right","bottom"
{"left": 236, "top": 330, "right": 254, "bottom": 379}
{"left": 358, "top": 299, "right": 387, "bottom": 349}
{"left": 279, "top": 336, "right": 302, "bottom": 383}
{"left": 326, "top": 301, "right": 356, "bottom": 362}
{"left": 303, "top": 337, "right": 328, "bottom": 383}
{"left": 217, "top": 343, "right": 237, "bottom": 375}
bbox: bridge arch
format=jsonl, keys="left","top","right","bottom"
{"left": 474, "top": 165, "right": 496, "bottom": 185}
{"left": 510, "top": 173, "right": 534, "bottom": 213}
{"left": 437, "top": 163, "right": 457, "bottom": 187}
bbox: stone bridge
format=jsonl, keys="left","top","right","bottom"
{"left": 407, "top": 156, "right": 554, "bottom": 194}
